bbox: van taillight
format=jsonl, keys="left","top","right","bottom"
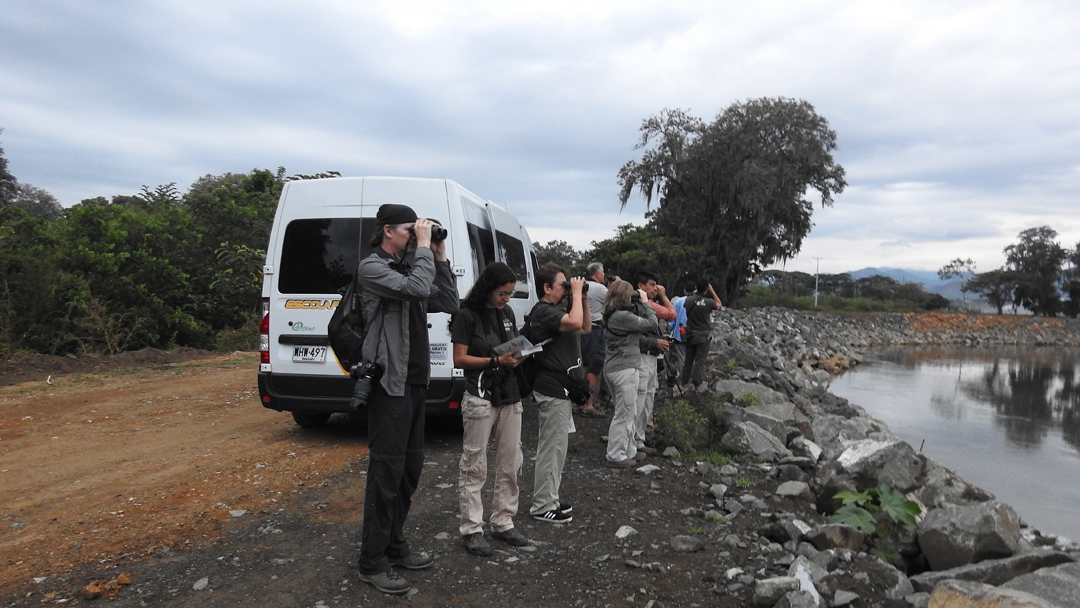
{"left": 259, "top": 298, "right": 270, "bottom": 364}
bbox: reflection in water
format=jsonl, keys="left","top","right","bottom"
{"left": 961, "top": 352, "right": 1080, "bottom": 451}
{"left": 865, "top": 347, "right": 1080, "bottom": 454}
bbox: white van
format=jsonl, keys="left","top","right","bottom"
{"left": 257, "top": 176, "right": 539, "bottom": 427}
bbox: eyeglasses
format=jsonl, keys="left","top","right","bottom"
{"left": 495, "top": 290, "right": 513, "bottom": 299}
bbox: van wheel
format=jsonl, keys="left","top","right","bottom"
{"left": 291, "top": 411, "right": 331, "bottom": 428}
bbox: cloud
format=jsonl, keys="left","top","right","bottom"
{"left": 0, "top": 0, "right": 1078, "bottom": 277}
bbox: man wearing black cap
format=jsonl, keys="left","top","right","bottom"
{"left": 355, "top": 203, "right": 459, "bottom": 595}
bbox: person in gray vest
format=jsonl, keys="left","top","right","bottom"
{"left": 355, "top": 204, "right": 459, "bottom": 595}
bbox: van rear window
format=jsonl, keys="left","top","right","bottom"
{"left": 279, "top": 218, "right": 374, "bottom": 295}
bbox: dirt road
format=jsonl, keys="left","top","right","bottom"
{"left": 0, "top": 353, "right": 369, "bottom": 599}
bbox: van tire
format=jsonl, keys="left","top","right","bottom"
{"left": 291, "top": 411, "right": 331, "bottom": 428}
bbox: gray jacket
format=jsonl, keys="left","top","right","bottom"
{"left": 357, "top": 247, "right": 459, "bottom": 396}
{"left": 603, "top": 302, "right": 658, "bottom": 374}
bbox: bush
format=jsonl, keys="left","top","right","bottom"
{"left": 210, "top": 312, "right": 261, "bottom": 352}
{"left": 654, "top": 394, "right": 727, "bottom": 454}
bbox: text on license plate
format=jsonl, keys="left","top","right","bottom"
{"left": 292, "top": 345, "right": 327, "bottom": 363}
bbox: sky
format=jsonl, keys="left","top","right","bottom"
{"left": 2, "top": 0, "right": 1078, "bottom": 276}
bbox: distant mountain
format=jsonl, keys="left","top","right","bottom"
{"left": 846, "top": 266, "right": 990, "bottom": 309}
{"left": 847, "top": 267, "right": 946, "bottom": 289}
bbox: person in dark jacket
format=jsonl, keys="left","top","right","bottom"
{"left": 355, "top": 204, "right": 459, "bottom": 595}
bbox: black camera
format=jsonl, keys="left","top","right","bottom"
{"left": 348, "top": 361, "right": 383, "bottom": 411}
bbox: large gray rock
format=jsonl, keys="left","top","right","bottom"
{"left": 909, "top": 549, "right": 1075, "bottom": 592}
{"left": 834, "top": 438, "right": 925, "bottom": 493}
{"left": 809, "top": 414, "right": 884, "bottom": 460}
{"left": 928, "top": 578, "right": 1057, "bottom": 608}
{"left": 918, "top": 500, "right": 1023, "bottom": 571}
{"left": 913, "top": 457, "right": 994, "bottom": 510}
{"left": 789, "top": 436, "right": 823, "bottom": 462}
{"left": 1002, "top": 561, "right": 1080, "bottom": 608}
{"left": 720, "top": 421, "right": 794, "bottom": 461}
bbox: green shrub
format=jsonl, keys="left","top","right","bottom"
{"left": 210, "top": 311, "right": 261, "bottom": 352}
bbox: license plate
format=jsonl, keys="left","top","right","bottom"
{"left": 292, "top": 345, "right": 327, "bottom": 363}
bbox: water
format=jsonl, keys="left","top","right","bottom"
{"left": 830, "top": 346, "right": 1080, "bottom": 542}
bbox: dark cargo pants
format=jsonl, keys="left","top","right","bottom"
{"left": 357, "top": 383, "right": 426, "bottom": 575}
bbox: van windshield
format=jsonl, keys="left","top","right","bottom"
{"left": 278, "top": 218, "right": 375, "bottom": 295}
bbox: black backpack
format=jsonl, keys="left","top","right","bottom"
{"left": 327, "top": 270, "right": 366, "bottom": 372}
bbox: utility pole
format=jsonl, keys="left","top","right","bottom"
{"left": 814, "top": 257, "right": 822, "bottom": 308}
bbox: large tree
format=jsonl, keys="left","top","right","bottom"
{"left": 618, "top": 99, "right": 846, "bottom": 304}
{"left": 965, "top": 269, "right": 1018, "bottom": 315}
{"left": 1004, "top": 226, "right": 1066, "bottom": 316}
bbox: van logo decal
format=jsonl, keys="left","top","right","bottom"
{"left": 289, "top": 322, "right": 317, "bottom": 332}
{"left": 285, "top": 299, "right": 339, "bottom": 310}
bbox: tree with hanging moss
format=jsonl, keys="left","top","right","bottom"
{"left": 618, "top": 99, "right": 846, "bottom": 305}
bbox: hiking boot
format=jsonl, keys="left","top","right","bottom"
{"left": 387, "top": 551, "right": 433, "bottom": 570}
{"left": 532, "top": 508, "right": 573, "bottom": 523}
{"left": 462, "top": 533, "right": 492, "bottom": 557}
{"left": 490, "top": 527, "right": 530, "bottom": 547}
{"left": 358, "top": 569, "right": 411, "bottom": 595}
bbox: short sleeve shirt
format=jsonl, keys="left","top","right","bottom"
{"left": 526, "top": 301, "right": 584, "bottom": 398}
{"left": 586, "top": 280, "right": 608, "bottom": 323}
{"left": 451, "top": 306, "right": 521, "bottom": 402}
{"left": 684, "top": 294, "right": 719, "bottom": 343}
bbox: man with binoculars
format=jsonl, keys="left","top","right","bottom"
{"left": 354, "top": 204, "right": 459, "bottom": 595}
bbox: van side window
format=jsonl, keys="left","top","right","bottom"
{"left": 279, "top": 218, "right": 362, "bottom": 294}
{"left": 466, "top": 222, "right": 496, "bottom": 277}
{"left": 495, "top": 230, "right": 529, "bottom": 298}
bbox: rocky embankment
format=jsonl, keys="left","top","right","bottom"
{"left": 677, "top": 308, "right": 1080, "bottom": 608}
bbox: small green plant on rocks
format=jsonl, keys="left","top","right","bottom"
{"left": 829, "top": 484, "right": 921, "bottom": 563}
{"left": 691, "top": 451, "right": 732, "bottom": 467}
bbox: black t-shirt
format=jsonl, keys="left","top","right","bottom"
{"left": 451, "top": 306, "right": 521, "bottom": 403}
{"left": 526, "top": 301, "right": 584, "bottom": 398}
{"left": 684, "top": 293, "right": 719, "bottom": 343}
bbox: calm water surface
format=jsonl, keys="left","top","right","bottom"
{"left": 830, "top": 346, "right": 1080, "bottom": 542}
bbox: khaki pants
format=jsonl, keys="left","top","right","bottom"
{"left": 458, "top": 395, "right": 523, "bottom": 536}
{"left": 530, "top": 392, "right": 573, "bottom": 515}
{"left": 604, "top": 367, "right": 640, "bottom": 462}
